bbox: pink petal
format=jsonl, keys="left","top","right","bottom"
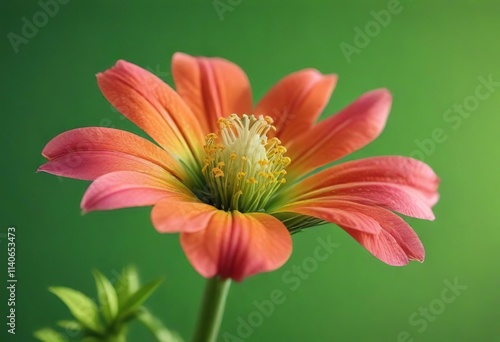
{"left": 172, "top": 52, "right": 253, "bottom": 133}
{"left": 286, "top": 156, "right": 440, "bottom": 207}
{"left": 180, "top": 211, "right": 292, "bottom": 281}
{"left": 287, "top": 89, "right": 392, "bottom": 177}
{"left": 38, "top": 127, "right": 185, "bottom": 181}
{"left": 345, "top": 229, "right": 411, "bottom": 266}
{"left": 342, "top": 205, "right": 425, "bottom": 265}
{"left": 81, "top": 171, "right": 187, "bottom": 213}
{"left": 274, "top": 200, "right": 381, "bottom": 234}
{"left": 255, "top": 69, "right": 337, "bottom": 144}
{"left": 275, "top": 200, "right": 424, "bottom": 265}
{"left": 292, "top": 182, "right": 435, "bottom": 220}
{"left": 97, "top": 60, "right": 205, "bottom": 161}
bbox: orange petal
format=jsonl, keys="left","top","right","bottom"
{"left": 287, "top": 89, "right": 392, "bottom": 177}
{"left": 180, "top": 211, "right": 292, "bottom": 281}
{"left": 38, "top": 127, "right": 186, "bottom": 181}
{"left": 172, "top": 52, "right": 253, "bottom": 133}
{"left": 97, "top": 60, "right": 205, "bottom": 162}
{"left": 81, "top": 171, "right": 188, "bottom": 213}
{"left": 255, "top": 69, "right": 337, "bottom": 144}
{"left": 151, "top": 193, "right": 219, "bottom": 233}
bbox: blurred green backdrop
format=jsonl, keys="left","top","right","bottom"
{"left": 1, "top": 0, "right": 500, "bottom": 341}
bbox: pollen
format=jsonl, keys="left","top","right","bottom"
{"left": 201, "top": 114, "right": 290, "bottom": 212}
{"left": 212, "top": 167, "right": 224, "bottom": 177}
{"left": 246, "top": 177, "right": 258, "bottom": 184}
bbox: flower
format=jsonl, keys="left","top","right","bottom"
{"left": 39, "top": 53, "right": 439, "bottom": 281}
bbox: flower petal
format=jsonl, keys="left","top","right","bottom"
{"left": 97, "top": 60, "right": 205, "bottom": 161}
{"left": 275, "top": 200, "right": 423, "bottom": 265}
{"left": 341, "top": 205, "right": 425, "bottom": 265}
{"left": 287, "top": 182, "right": 435, "bottom": 220}
{"left": 287, "top": 89, "right": 392, "bottom": 177}
{"left": 344, "top": 229, "right": 410, "bottom": 266}
{"left": 286, "top": 156, "right": 440, "bottom": 207}
{"left": 180, "top": 211, "right": 292, "bottom": 281}
{"left": 38, "top": 127, "right": 185, "bottom": 181}
{"left": 254, "top": 69, "right": 337, "bottom": 143}
{"left": 81, "top": 171, "right": 188, "bottom": 213}
{"left": 172, "top": 52, "right": 253, "bottom": 133}
{"left": 273, "top": 200, "right": 381, "bottom": 234}
{"left": 151, "top": 193, "right": 219, "bottom": 233}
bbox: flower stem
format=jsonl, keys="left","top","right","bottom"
{"left": 192, "top": 277, "right": 231, "bottom": 342}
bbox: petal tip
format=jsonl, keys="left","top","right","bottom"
{"left": 115, "top": 59, "right": 129, "bottom": 68}
{"left": 173, "top": 51, "right": 191, "bottom": 60}
{"left": 37, "top": 164, "right": 52, "bottom": 174}
{"left": 373, "top": 88, "right": 393, "bottom": 102}
{"left": 80, "top": 200, "right": 90, "bottom": 214}
{"left": 390, "top": 258, "right": 410, "bottom": 267}
{"left": 329, "top": 74, "right": 339, "bottom": 83}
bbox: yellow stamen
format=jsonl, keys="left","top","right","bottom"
{"left": 201, "top": 114, "right": 290, "bottom": 212}
{"left": 246, "top": 177, "right": 258, "bottom": 184}
{"left": 212, "top": 167, "right": 224, "bottom": 177}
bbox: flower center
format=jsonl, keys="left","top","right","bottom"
{"left": 201, "top": 114, "right": 291, "bottom": 212}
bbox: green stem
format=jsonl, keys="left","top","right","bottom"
{"left": 192, "top": 277, "right": 231, "bottom": 342}
{"left": 105, "top": 331, "right": 126, "bottom": 342}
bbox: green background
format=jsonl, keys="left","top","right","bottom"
{"left": 1, "top": 0, "right": 500, "bottom": 341}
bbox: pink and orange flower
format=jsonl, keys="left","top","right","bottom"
{"left": 39, "top": 53, "right": 439, "bottom": 281}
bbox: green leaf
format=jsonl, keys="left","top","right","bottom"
{"left": 93, "top": 269, "right": 119, "bottom": 323}
{"left": 137, "top": 308, "right": 184, "bottom": 342}
{"left": 115, "top": 265, "right": 140, "bottom": 307}
{"left": 57, "top": 320, "right": 82, "bottom": 332}
{"left": 34, "top": 328, "right": 67, "bottom": 342}
{"left": 118, "top": 277, "right": 163, "bottom": 319}
{"left": 49, "top": 287, "right": 103, "bottom": 334}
